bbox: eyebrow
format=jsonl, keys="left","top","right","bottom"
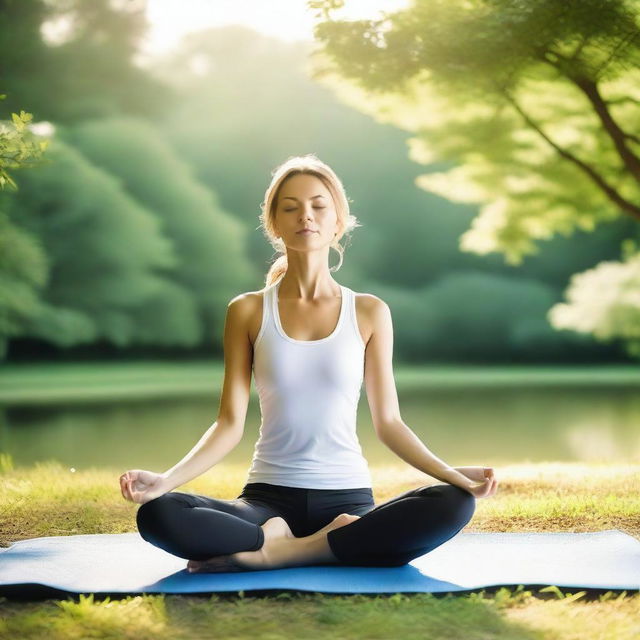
{"left": 281, "top": 195, "right": 326, "bottom": 202}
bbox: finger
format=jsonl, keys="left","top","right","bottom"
{"left": 120, "top": 476, "right": 130, "bottom": 501}
{"left": 476, "top": 484, "right": 488, "bottom": 499}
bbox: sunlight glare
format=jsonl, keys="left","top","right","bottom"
{"left": 142, "top": 0, "right": 412, "bottom": 56}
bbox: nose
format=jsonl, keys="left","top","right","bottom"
{"left": 299, "top": 206, "right": 314, "bottom": 222}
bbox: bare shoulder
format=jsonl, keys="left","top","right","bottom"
{"left": 353, "top": 291, "right": 391, "bottom": 346}
{"left": 228, "top": 289, "right": 264, "bottom": 309}
{"left": 354, "top": 291, "right": 388, "bottom": 309}
{"left": 227, "top": 289, "right": 267, "bottom": 346}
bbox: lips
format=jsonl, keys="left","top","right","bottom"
{"left": 296, "top": 229, "right": 317, "bottom": 234}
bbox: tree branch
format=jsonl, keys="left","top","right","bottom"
{"left": 623, "top": 131, "right": 640, "bottom": 145}
{"left": 590, "top": 29, "right": 639, "bottom": 79}
{"left": 606, "top": 96, "right": 640, "bottom": 107}
{"left": 502, "top": 89, "right": 640, "bottom": 220}
{"left": 541, "top": 48, "right": 640, "bottom": 179}
{"left": 573, "top": 76, "right": 640, "bottom": 180}
{"left": 603, "top": 98, "right": 640, "bottom": 145}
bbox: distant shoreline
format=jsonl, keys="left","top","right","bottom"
{"left": 1, "top": 361, "right": 640, "bottom": 406}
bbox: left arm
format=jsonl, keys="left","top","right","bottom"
{"left": 362, "top": 295, "right": 474, "bottom": 492}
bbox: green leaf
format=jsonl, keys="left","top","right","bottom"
{"left": 10, "top": 113, "right": 25, "bottom": 132}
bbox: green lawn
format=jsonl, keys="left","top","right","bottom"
{"left": 2, "top": 361, "right": 640, "bottom": 406}
{"left": 1, "top": 458, "right": 639, "bottom": 640}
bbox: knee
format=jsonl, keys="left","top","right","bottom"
{"left": 416, "top": 483, "right": 476, "bottom": 525}
{"left": 135, "top": 494, "right": 175, "bottom": 540}
{"left": 446, "top": 485, "right": 476, "bottom": 524}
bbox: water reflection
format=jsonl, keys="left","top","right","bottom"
{"left": 1, "top": 385, "right": 639, "bottom": 471}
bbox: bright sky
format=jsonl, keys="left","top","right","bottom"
{"left": 142, "top": 0, "right": 412, "bottom": 55}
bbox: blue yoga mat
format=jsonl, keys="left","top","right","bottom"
{"left": 0, "top": 529, "right": 638, "bottom": 597}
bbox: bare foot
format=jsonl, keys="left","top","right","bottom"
{"left": 187, "top": 517, "right": 294, "bottom": 574}
{"left": 186, "top": 554, "right": 245, "bottom": 573}
{"left": 313, "top": 513, "right": 361, "bottom": 536}
{"left": 232, "top": 512, "right": 361, "bottom": 571}
{"left": 187, "top": 512, "right": 361, "bottom": 573}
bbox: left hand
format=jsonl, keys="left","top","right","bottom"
{"left": 455, "top": 466, "right": 498, "bottom": 498}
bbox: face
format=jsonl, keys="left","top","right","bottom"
{"left": 274, "top": 173, "right": 340, "bottom": 248}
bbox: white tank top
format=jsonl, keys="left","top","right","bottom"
{"left": 245, "top": 277, "right": 373, "bottom": 489}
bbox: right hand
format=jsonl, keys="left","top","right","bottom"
{"left": 119, "top": 469, "right": 167, "bottom": 505}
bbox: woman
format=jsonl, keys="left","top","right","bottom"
{"left": 119, "top": 154, "right": 498, "bottom": 573}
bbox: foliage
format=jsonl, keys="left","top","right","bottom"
{"left": 309, "top": 0, "right": 640, "bottom": 259}
{"left": 0, "top": 98, "right": 50, "bottom": 358}
{"left": 1, "top": 2, "right": 637, "bottom": 361}
{"left": 60, "top": 117, "right": 256, "bottom": 341}
{"left": 365, "top": 272, "right": 575, "bottom": 361}
{"left": 0, "top": 105, "right": 49, "bottom": 189}
{"left": 549, "top": 239, "right": 640, "bottom": 357}
{"left": 4, "top": 137, "right": 197, "bottom": 349}
{"left": 4, "top": 118, "right": 257, "bottom": 351}
{"left": 0, "top": 0, "right": 174, "bottom": 123}
{"left": 308, "top": 0, "right": 640, "bottom": 355}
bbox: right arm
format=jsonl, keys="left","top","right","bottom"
{"left": 120, "top": 293, "right": 257, "bottom": 503}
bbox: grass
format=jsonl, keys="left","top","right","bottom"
{"left": 1, "top": 459, "right": 639, "bottom": 639}
{"left": 2, "top": 361, "right": 640, "bottom": 406}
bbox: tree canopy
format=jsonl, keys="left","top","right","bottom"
{"left": 309, "top": 0, "right": 640, "bottom": 356}
{"left": 0, "top": 99, "right": 49, "bottom": 358}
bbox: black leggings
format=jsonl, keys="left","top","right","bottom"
{"left": 136, "top": 481, "right": 476, "bottom": 567}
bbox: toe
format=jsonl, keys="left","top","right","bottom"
{"left": 334, "top": 513, "right": 361, "bottom": 527}
{"left": 187, "top": 559, "right": 200, "bottom": 570}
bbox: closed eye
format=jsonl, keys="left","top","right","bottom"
{"left": 284, "top": 207, "right": 326, "bottom": 212}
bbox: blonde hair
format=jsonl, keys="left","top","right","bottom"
{"left": 258, "top": 154, "right": 361, "bottom": 288}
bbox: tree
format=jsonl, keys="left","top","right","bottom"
{"left": 61, "top": 116, "right": 256, "bottom": 343}
{"left": 0, "top": 100, "right": 49, "bottom": 359}
{"left": 4, "top": 136, "right": 200, "bottom": 351}
{"left": 0, "top": 103, "right": 48, "bottom": 189}
{"left": 308, "top": 0, "right": 640, "bottom": 356}
{"left": 0, "top": 0, "right": 174, "bottom": 123}
{"left": 549, "top": 239, "right": 640, "bottom": 356}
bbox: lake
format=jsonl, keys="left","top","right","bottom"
{"left": 2, "top": 378, "right": 639, "bottom": 474}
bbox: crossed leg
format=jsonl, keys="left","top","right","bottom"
{"left": 187, "top": 512, "right": 361, "bottom": 573}
{"left": 326, "top": 483, "right": 476, "bottom": 567}
{"left": 135, "top": 491, "right": 282, "bottom": 560}
{"left": 187, "top": 482, "right": 476, "bottom": 572}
